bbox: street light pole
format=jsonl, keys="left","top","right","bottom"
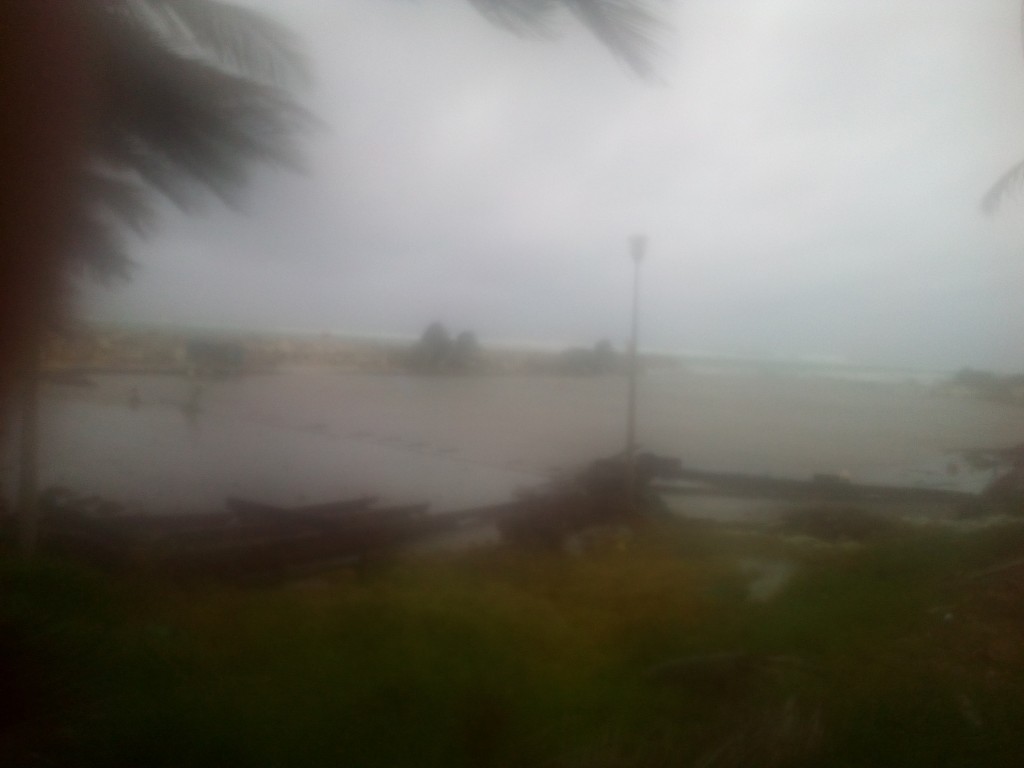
{"left": 625, "top": 234, "right": 646, "bottom": 507}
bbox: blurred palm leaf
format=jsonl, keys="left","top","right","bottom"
{"left": 80, "top": 167, "right": 157, "bottom": 238}
{"left": 465, "top": 0, "right": 559, "bottom": 37}
{"left": 71, "top": 0, "right": 310, "bottom": 281}
{"left": 982, "top": 157, "right": 1024, "bottom": 215}
{"left": 74, "top": 0, "right": 665, "bottom": 280}
{"left": 563, "top": 0, "right": 663, "bottom": 78}
{"left": 465, "top": 0, "right": 664, "bottom": 77}
{"left": 133, "top": 0, "right": 308, "bottom": 84}
{"left": 982, "top": 0, "right": 1024, "bottom": 213}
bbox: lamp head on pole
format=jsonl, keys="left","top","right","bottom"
{"left": 629, "top": 234, "right": 647, "bottom": 264}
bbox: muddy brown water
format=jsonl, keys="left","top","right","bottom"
{"left": 4, "top": 367, "right": 1022, "bottom": 517}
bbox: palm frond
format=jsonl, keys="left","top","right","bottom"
{"left": 97, "top": 133, "right": 203, "bottom": 212}
{"left": 982, "top": 157, "right": 1024, "bottom": 214}
{"left": 80, "top": 168, "right": 157, "bottom": 237}
{"left": 562, "top": 0, "right": 663, "bottom": 79}
{"left": 96, "top": 10, "right": 310, "bottom": 208}
{"left": 66, "top": 205, "right": 136, "bottom": 283}
{"left": 465, "top": 0, "right": 559, "bottom": 38}
{"left": 983, "top": 2, "right": 1024, "bottom": 213}
{"left": 136, "top": 0, "right": 308, "bottom": 85}
{"left": 454, "top": 0, "right": 664, "bottom": 76}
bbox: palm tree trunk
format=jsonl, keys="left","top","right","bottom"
{"left": 16, "top": 340, "right": 41, "bottom": 558}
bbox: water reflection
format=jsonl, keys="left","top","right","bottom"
{"left": 181, "top": 382, "right": 205, "bottom": 436}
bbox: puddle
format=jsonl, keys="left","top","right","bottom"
{"left": 738, "top": 558, "right": 797, "bottom": 602}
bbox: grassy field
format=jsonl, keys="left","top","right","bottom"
{"left": 3, "top": 514, "right": 1024, "bottom": 767}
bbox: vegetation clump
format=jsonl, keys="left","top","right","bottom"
{"left": 407, "top": 322, "right": 483, "bottom": 374}
{"left": 944, "top": 368, "right": 1024, "bottom": 406}
{"left": 4, "top": 518, "right": 1024, "bottom": 766}
{"left": 546, "top": 339, "right": 623, "bottom": 376}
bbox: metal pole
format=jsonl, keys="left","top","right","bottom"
{"left": 625, "top": 235, "right": 646, "bottom": 507}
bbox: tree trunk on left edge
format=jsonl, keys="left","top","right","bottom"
{"left": 16, "top": 342, "right": 41, "bottom": 559}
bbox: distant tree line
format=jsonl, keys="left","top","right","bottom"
{"left": 185, "top": 339, "right": 245, "bottom": 375}
{"left": 545, "top": 340, "right": 622, "bottom": 376}
{"left": 949, "top": 368, "right": 1024, "bottom": 405}
{"left": 406, "top": 328, "right": 630, "bottom": 376}
{"left": 407, "top": 322, "right": 483, "bottom": 373}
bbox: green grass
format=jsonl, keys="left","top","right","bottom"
{"left": 4, "top": 519, "right": 1024, "bottom": 767}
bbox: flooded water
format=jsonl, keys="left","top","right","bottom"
{"left": 4, "top": 367, "right": 1024, "bottom": 515}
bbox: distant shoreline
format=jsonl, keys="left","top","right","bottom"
{"left": 46, "top": 324, "right": 957, "bottom": 385}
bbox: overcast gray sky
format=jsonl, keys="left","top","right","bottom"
{"left": 85, "top": 0, "right": 1024, "bottom": 370}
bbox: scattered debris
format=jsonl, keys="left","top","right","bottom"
{"left": 497, "top": 452, "right": 683, "bottom": 550}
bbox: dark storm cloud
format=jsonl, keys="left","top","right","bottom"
{"left": 87, "top": 0, "right": 1024, "bottom": 368}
